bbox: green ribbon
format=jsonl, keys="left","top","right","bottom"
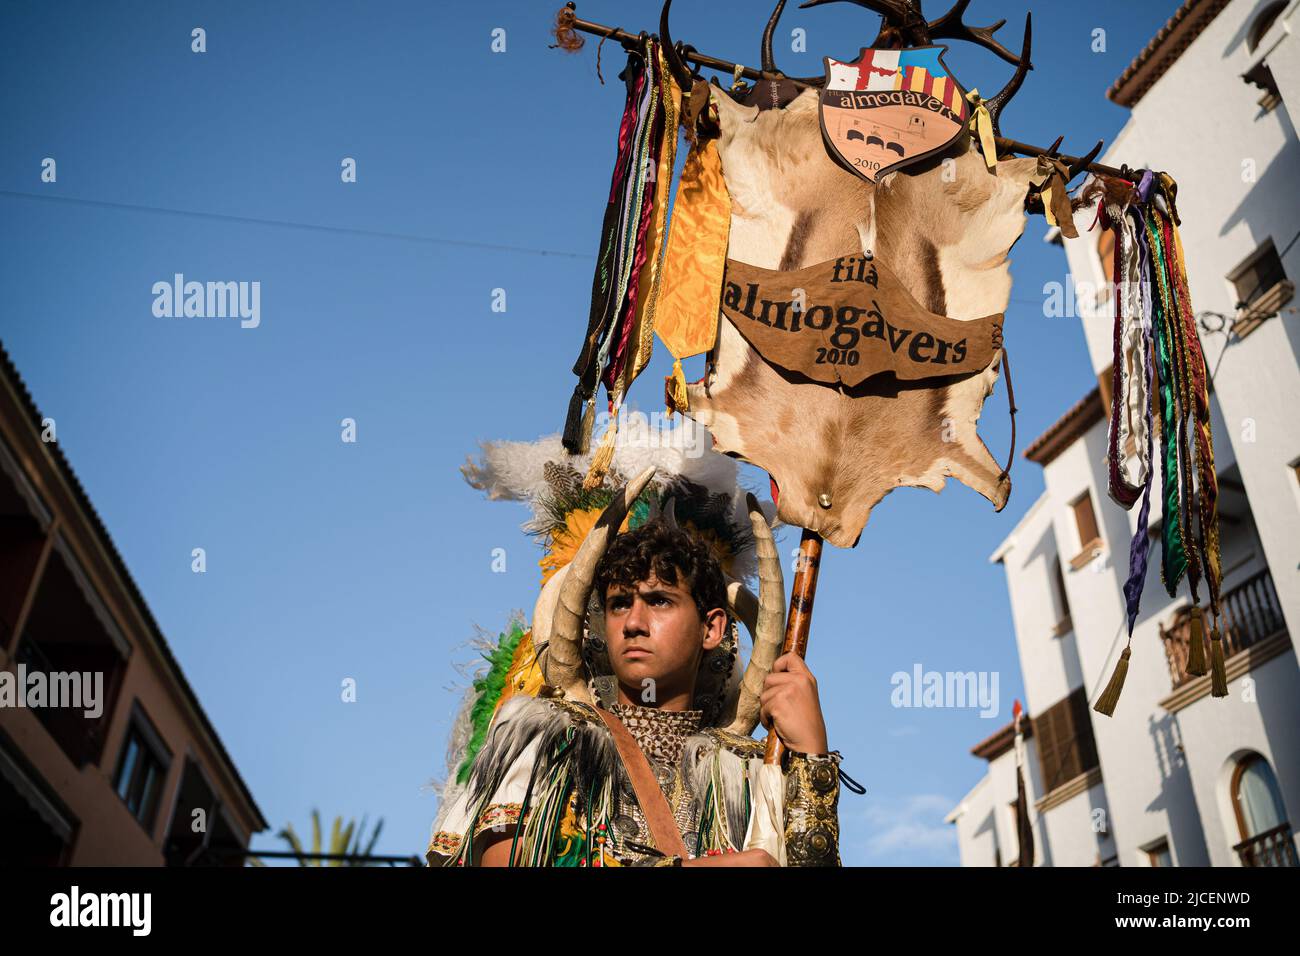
{"left": 1148, "top": 210, "right": 1188, "bottom": 596}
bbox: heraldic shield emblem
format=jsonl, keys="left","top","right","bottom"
{"left": 819, "top": 46, "right": 969, "bottom": 183}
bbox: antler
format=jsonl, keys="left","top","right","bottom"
{"left": 761, "top": 0, "right": 788, "bottom": 74}
{"left": 1067, "top": 139, "right": 1105, "bottom": 183}
{"left": 659, "top": 0, "right": 695, "bottom": 90}
{"left": 799, "top": 0, "right": 928, "bottom": 49}
{"left": 925, "top": 0, "right": 1023, "bottom": 66}
{"left": 983, "top": 13, "right": 1032, "bottom": 138}
{"left": 558, "top": 3, "right": 1130, "bottom": 186}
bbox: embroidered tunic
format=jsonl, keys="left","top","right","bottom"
{"left": 428, "top": 693, "right": 841, "bottom": 867}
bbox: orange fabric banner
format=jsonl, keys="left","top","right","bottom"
{"left": 655, "top": 124, "right": 732, "bottom": 410}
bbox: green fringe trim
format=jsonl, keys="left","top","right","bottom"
{"left": 455, "top": 619, "right": 528, "bottom": 785}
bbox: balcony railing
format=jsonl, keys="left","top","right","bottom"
{"left": 1234, "top": 823, "right": 1299, "bottom": 867}
{"left": 1160, "top": 568, "right": 1287, "bottom": 689}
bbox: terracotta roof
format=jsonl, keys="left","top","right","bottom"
{"left": 0, "top": 338, "right": 268, "bottom": 833}
{"left": 1023, "top": 383, "right": 1105, "bottom": 466}
{"left": 971, "top": 714, "right": 1033, "bottom": 761}
{"left": 1107, "top": 0, "right": 1233, "bottom": 107}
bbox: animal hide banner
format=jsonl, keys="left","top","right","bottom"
{"left": 720, "top": 252, "right": 1003, "bottom": 388}
{"left": 683, "top": 86, "right": 1041, "bottom": 549}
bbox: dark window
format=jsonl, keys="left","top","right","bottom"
{"left": 1229, "top": 239, "right": 1287, "bottom": 309}
{"left": 1227, "top": 238, "right": 1292, "bottom": 337}
{"left": 1247, "top": 1, "right": 1286, "bottom": 52}
{"left": 1051, "top": 556, "right": 1072, "bottom": 636}
{"left": 1231, "top": 754, "right": 1298, "bottom": 866}
{"left": 12, "top": 544, "right": 128, "bottom": 767}
{"left": 1073, "top": 492, "right": 1100, "bottom": 547}
{"left": 1069, "top": 491, "right": 1103, "bottom": 570}
{"left": 1146, "top": 839, "right": 1172, "bottom": 867}
{"left": 113, "top": 706, "right": 171, "bottom": 835}
{"left": 1032, "top": 687, "right": 1099, "bottom": 795}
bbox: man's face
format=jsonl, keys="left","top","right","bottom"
{"left": 602, "top": 571, "right": 727, "bottom": 705}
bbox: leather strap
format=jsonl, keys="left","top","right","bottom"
{"left": 997, "top": 346, "right": 1018, "bottom": 482}
{"left": 594, "top": 706, "right": 689, "bottom": 859}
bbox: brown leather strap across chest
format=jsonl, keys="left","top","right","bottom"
{"left": 594, "top": 706, "right": 690, "bottom": 859}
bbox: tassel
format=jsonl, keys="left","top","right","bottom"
{"left": 578, "top": 397, "right": 597, "bottom": 455}
{"left": 1185, "top": 605, "right": 1207, "bottom": 677}
{"left": 664, "top": 358, "right": 690, "bottom": 416}
{"left": 1210, "top": 626, "right": 1228, "bottom": 697}
{"left": 582, "top": 413, "right": 619, "bottom": 490}
{"left": 965, "top": 88, "right": 998, "bottom": 172}
{"left": 1094, "top": 646, "right": 1131, "bottom": 717}
{"left": 561, "top": 385, "right": 587, "bottom": 455}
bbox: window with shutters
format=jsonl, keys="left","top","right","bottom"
{"left": 1227, "top": 238, "right": 1292, "bottom": 338}
{"left": 1032, "top": 687, "right": 1099, "bottom": 796}
{"left": 113, "top": 703, "right": 172, "bottom": 836}
{"left": 1068, "top": 490, "right": 1103, "bottom": 570}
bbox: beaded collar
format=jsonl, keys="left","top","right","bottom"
{"left": 607, "top": 701, "right": 704, "bottom": 765}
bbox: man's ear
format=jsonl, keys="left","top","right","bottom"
{"left": 701, "top": 607, "right": 728, "bottom": 652}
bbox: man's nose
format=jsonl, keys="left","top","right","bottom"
{"left": 623, "top": 597, "right": 650, "bottom": 635}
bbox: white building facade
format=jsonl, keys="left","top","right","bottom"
{"left": 948, "top": 0, "right": 1300, "bottom": 867}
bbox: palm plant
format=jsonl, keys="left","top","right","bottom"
{"left": 251, "top": 809, "right": 385, "bottom": 866}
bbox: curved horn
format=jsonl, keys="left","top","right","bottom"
{"left": 545, "top": 466, "right": 658, "bottom": 703}
{"left": 1067, "top": 139, "right": 1104, "bottom": 184}
{"left": 659, "top": 0, "right": 693, "bottom": 91}
{"left": 531, "top": 563, "right": 570, "bottom": 652}
{"left": 984, "top": 13, "right": 1032, "bottom": 139}
{"left": 726, "top": 578, "right": 759, "bottom": 636}
{"left": 724, "top": 493, "right": 786, "bottom": 735}
{"left": 799, "top": 0, "right": 926, "bottom": 49}
{"left": 661, "top": 494, "right": 679, "bottom": 532}
{"left": 761, "top": 0, "right": 787, "bottom": 74}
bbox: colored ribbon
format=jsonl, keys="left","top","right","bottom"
{"left": 1108, "top": 168, "right": 1218, "bottom": 637}
{"left": 965, "top": 88, "right": 997, "bottom": 172}
{"left": 563, "top": 48, "right": 651, "bottom": 454}
{"left": 1120, "top": 204, "right": 1157, "bottom": 635}
{"left": 1148, "top": 206, "right": 1190, "bottom": 597}
{"left": 655, "top": 82, "right": 732, "bottom": 415}
{"left": 1033, "top": 155, "right": 1078, "bottom": 238}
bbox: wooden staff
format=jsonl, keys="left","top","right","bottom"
{"left": 764, "top": 527, "right": 823, "bottom": 766}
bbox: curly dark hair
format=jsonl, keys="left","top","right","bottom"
{"left": 593, "top": 518, "right": 728, "bottom": 621}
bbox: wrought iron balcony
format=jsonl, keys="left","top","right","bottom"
{"left": 1234, "top": 823, "right": 1298, "bottom": 867}
{"left": 1159, "top": 568, "right": 1286, "bottom": 689}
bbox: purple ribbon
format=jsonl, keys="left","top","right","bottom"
{"left": 1137, "top": 169, "right": 1156, "bottom": 204}
{"left": 1122, "top": 203, "right": 1156, "bottom": 635}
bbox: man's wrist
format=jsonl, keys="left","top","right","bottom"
{"left": 784, "top": 746, "right": 838, "bottom": 761}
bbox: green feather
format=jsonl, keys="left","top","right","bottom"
{"left": 456, "top": 620, "right": 529, "bottom": 785}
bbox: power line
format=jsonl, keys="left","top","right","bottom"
{"left": 0, "top": 189, "right": 591, "bottom": 260}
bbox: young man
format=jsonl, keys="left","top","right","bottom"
{"left": 429, "top": 516, "right": 843, "bottom": 867}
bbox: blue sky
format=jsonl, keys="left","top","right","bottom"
{"left": 0, "top": 0, "right": 1181, "bottom": 865}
